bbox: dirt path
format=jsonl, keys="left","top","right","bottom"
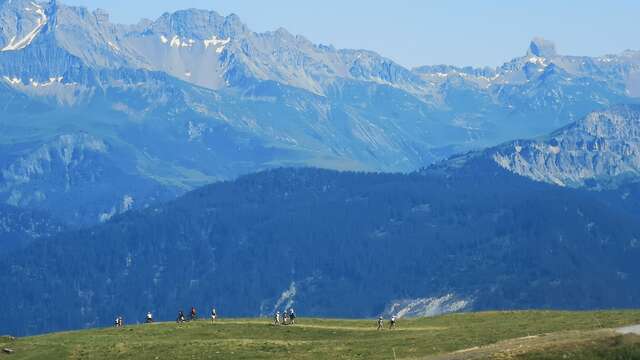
{"left": 198, "top": 320, "right": 445, "bottom": 332}
{"left": 290, "top": 324, "right": 446, "bottom": 332}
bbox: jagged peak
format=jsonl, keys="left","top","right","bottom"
{"left": 146, "top": 8, "right": 248, "bottom": 39}
{"left": 527, "top": 37, "right": 557, "bottom": 58}
{"left": 92, "top": 8, "right": 109, "bottom": 23}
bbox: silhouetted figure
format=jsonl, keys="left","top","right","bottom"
{"left": 177, "top": 310, "right": 186, "bottom": 323}
{"left": 146, "top": 312, "right": 154, "bottom": 323}
{"left": 190, "top": 306, "right": 197, "bottom": 321}
{"left": 289, "top": 308, "right": 296, "bottom": 325}
{"left": 389, "top": 316, "right": 397, "bottom": 329}
{"left": 377, "top": 316, "right": 384, "bottom": 330}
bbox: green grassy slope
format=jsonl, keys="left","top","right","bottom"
{"left": 1, "top": 311, "right": 639, "bottom": 360}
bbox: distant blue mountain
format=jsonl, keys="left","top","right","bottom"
{"left": 1, "top": 0, "right": 639, "bottom": 224}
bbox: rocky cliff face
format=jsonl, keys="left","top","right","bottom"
{"left": 492, "top": 105, "right": 640, "bottom": 188}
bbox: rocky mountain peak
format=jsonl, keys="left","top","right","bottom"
{"left": 527, "top": 37, "right": 557, "bottom": 58}
{"left": 147, "top": 8, "right": 248, "bottom": 40}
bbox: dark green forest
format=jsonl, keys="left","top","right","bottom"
{"left": 1, "top": 155, "right": 640, "bottom": 335}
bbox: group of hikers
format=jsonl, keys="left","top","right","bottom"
{"left": 377, "top": 316, "right": 397, "bottom": 330}
{"left": 273, "top": 308, "right": 297, "bottom": 325}
{"left": 114, "top": 316, "right": 124, "bottom": 327}
{"left": 114, "top": 306, "right": 218, "bottom": 327}
{"left": 176, "top": 306, "right": 216, "bottom": 323}
{"left": 115, "top": 306, "right": 397, "bottom": 330}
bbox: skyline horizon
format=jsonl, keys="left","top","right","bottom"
{"left": 57, "top": 0, "right": 640, "bottom": 68}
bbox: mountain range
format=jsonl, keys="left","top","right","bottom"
{"left": 2, "top": 106, "right": 640, "bottom": 336}
{"left": 1, "top": 0, "right": 639, "bottom": 224}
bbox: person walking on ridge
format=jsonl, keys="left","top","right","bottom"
{"left": 389, "top": 316, "right": 397, "bottom": 329}
{"left": 177, "top": 310, "right": 186, "bottom": 323}
{"left": 289, "top": 308, "right": 296, "bottom": 325}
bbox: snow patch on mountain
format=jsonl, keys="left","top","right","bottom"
{"left": 203, "top": 35, "right": 229, "bottom": 54}
{"left": 527, "top": 56, "right": 547, "bottom": 66}
{"left": 3, "top": 76, "right": 68, "bottom": 88}
{"left": 3, "top": 76, "right": 21, "bottom": 85}
{"left": 107, "top": 41, "right": 120, "bottom": 52}
{"left": 1, "top": 2, "right": 47, "bottom": 52}
{"left": 29, "top": 77, "right": 64, "bottom": 87}
{"left": 164, "top": 35, "right": 196, "bottom": 48}
{"left": 203, "top": 35, "right": 229, "bottom": 48}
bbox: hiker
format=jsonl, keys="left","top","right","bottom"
{"left": 377, "top": 316, "right": 384, "bottom": 330}
{"left": 274, "top": 311, "right": 281, "bottom": 325}
{"left": 177, "top": 310, "right": 186, "bottom": 323}
{"left": 282, "top": 311, "right": 289, "bottom": 325}
{"left": 289, "top": 308, "right": 296, "bottom": 325}
{"left": 211, "top": 308, "right": 217, "bottom": 322}
{"left": 146, "top": 311, "right": 154, "bottom": 323}
{"left": 114, "top": 317, "right": 120, "bottom": 327}
{"left": 389, "top": 316, "right": 397, "bottom": 329}
{"left": 190, "top": 306, "right": 197, "bottom": 321}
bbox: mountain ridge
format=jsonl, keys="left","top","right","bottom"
{"left": 490, "top": 105, "right": 640, "bottom": 188}
{"left": 1, "top": 0, "right": 639, "bottom": 225}
{"left": 428, "top": 105, "right": 640, "bottom": 189}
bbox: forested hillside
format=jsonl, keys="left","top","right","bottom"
{"left": 2, "top": 159, "right": 639, "bottom": 335}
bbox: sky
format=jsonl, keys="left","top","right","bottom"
{"left": 61, "top": 0, "right": 639, "bottom": 68}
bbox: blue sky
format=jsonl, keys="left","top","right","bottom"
{"left": 62, "top": 0, "right": 639, "bottom": 68}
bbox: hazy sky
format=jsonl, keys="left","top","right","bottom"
{"left": 62, "top": 0, "right": 639, "bottom": 68}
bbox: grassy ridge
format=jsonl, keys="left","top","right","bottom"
{"left": 1, "top": 311, "right": 639, "bottom": 359}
